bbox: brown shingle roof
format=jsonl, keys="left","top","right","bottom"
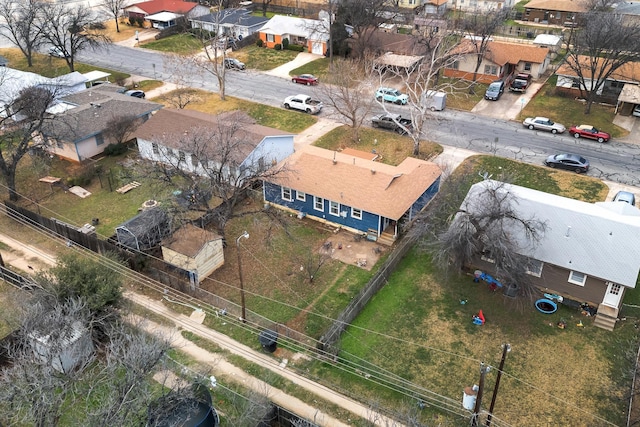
{"left": 452, "top": 39, "right": 549, "bottom": 66}
{"left": 134, "top": 109, "right": 292, "bottom": 163}
{"left": 267, "top": 146, "right": 441, "bottom": 220}
{"left": 524, "top": 0, "right": 589, "bottom": 12}
{"left": 124, "top": 0, "right": 197, "bottom": 14}
{"left": 162, "top": 223, "right": 221, "bottom": 257}
{"left": 556, "top": 55, "right": 640, "bottom": 82}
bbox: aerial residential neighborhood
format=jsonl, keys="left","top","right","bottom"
{"left": 1, "top": 0, "right": 640, "bottom": 425}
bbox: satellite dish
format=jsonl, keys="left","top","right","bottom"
{"left": 238, "top": 34, "right": 243, "bottom": 40}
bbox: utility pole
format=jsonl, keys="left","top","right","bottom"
{"left": 471, "top": 363, "right": 489, "bottom": 427}
{"left": 485, "top": 343, "right": 511, "bottom": 427}
{"left": 236, "top": 231, "right": 249, "bottom": 323}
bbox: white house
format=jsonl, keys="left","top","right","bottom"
{"left": 134, "top": 109, "right": 295, "bottom": 184}
{"left": 189, "top": 8, "right": 269, "bottom": 39}
{"left": 258, "top": 15, "right": 329, "bottom": 54}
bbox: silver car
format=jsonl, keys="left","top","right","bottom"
{"left": 523, "top": 117, "right": 566, "bottom": 134}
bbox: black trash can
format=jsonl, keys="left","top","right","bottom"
{"left": 258, "top": 330, "right": 278, "bottom": 353}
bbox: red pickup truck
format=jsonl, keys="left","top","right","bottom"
{"left": 509, "top": 73, "right": 533, "bottom": 93}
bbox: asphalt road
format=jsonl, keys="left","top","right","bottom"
{"left": 72, "top": 44, "right": 640, "bottom": 186}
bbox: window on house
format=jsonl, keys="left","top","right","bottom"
{"left": 178, "top": 151, "right": 186, "bottom": 164}
{"left": 314, "top": 196, "right": 324, "bottom": 211}
{"left": 296, "top": 191, "right": 306, "bottom": 201}
{"left": 95, "top": 133, "right": 105, "bottom": 145}
{"left": 267, "top": 34, "right": 275, "bottom": 42}
{"left": 484, "top": 65, "right": 498, "bottom": 75}
{"left": 281, "top": 187, "right": 292, "bottom": 201}
{"left": 329, "top": 201, "right": 340, "bottom": 216}
{"left": 526, "top": 259, "right": 544, "bottom": 277}
{"left": 451, "top": 60, "right": 459, "bottom": 70}
{"left": 568, "top": 271, "right": 587, "bottom": 286}
{"left": 152, "top": 143, "right": 159, "bottom": 155}
{"left": 191, "top": 154, "right": 199, "bottom": 167}
{"left": 571, "top": 78, "right": 581, "bottom": 88}
{"left": 524, "top": 62, "right": 532, "bottom": 72}
{"left": 351, "top": 208, "right": 362, "bottom": 220}
{"left": 525, "top": 9, "right": 530, "bottom": 15}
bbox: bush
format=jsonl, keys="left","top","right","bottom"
{"left": 286, "top": 44, "right": 305, "bottom": 52}
{"left": 274, "top": 43, "right": 282, "bottom": 50}
{"left": 104, "top": 143, "right": 128, "bottom": 156}
{"left": 282, "top": 38, "right": 289, "bottom": 49}
{"left": 256, "top": 38, "right": 263, "bottom": 47}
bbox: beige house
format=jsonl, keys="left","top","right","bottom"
{"left": 161, "top": 224, "right": 224, "bottom": 283}
{"left": 444, "top": 39, "right": 550, "bottom": 83}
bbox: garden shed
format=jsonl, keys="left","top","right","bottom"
{"left": 161, "top": 224, "right": 225, "bottom": 283}
{"left": 115, "top": 207, "right": 170, "bottom": 251}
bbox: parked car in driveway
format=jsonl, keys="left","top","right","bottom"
{"left": 568, "top": 124, "right": 610, "bottom": 143}
{"left": 633, "top": 104, "right": 640, "bottom": 117}
{"left": 223, "top": 58, "right": 245, "bottom": 70}
{"left": 484, "top": 80, "right": 505, "bottom": 100}
{"left": 125, "top": 89, "right": 146, "bottom": 99}
{"left": 375, "top": 87, "right": 409, "bottom": 105}
{"left": 509, "top": 73, "right": 533, "bottom": 93}
{"left": 371, "top": 113, "right": 412, "bottom": 134}
{"left": 544, "top": 153, "right": 589, "bottom": 173}
{"left": 523, "top": 117, "right": 566, "bottom": 134}
{"left": 292, "top": 74, "right": 318, "bottom": 85}
{"left": 613, "top": 191, "right": 636, "bottom": 206}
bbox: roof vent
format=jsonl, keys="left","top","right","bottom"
{"left": 333, "top": 151, "right": 337, "bottom": 165}
{"left": 565, "top": 226, "right": 571, "bottom": 238}
{"left": 371, "top": 169, "right": 376, "bottom": 174}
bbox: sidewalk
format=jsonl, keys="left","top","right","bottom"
{"left": 264, "top": 52, "right": 323, "bottom": 80}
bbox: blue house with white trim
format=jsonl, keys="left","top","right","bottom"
{"left": 263, "top": 146, "right": 441, "bottom": 245}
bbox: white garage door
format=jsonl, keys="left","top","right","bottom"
{"left": 311, "top": 42, "right": 323, "bottom": 55}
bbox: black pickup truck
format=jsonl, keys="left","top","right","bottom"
{"left": 371, "top": 113, "right": 413, "bottom": 134}
{"left": 509, "top": 73, "right": 533, "bottom": 93}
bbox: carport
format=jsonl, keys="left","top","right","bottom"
{"left": 615, "top": 83, "right": 640, "bottom": 116}
{"left": 374, "top": 53, "right": 424, "bottom": 74}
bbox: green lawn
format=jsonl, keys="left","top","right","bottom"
{"left": 0, "top": 48, "right": 130, "bottom": 82}
{"left": 314, "top": 125, "right": 442, "bottom": 165}
{"left": 521, "top": 75, "right": 627, "bottom": 138}
{"left": 233, "top": 45, "right": 300, "bottom": 71}
{"left": 289, "top": 57, "right": 330, "bottom": 79}
{"left": 140, "top": 34, "right": 203, "bottom": 55}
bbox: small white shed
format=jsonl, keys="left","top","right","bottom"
{"left": 533, "top": 34, "right": 562, "bottom": 58}
{"left": 161, "top": 224, "right": 224, "bottom": 283}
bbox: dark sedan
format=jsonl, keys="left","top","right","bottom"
{"left": 292, "top": 74, "right": 318, "bottom": 85}
{"left": 544, "top": 153, "right": 589, "bottom": 173}
{"left": 568, "top": 125, "right": 610, "bottom": 143}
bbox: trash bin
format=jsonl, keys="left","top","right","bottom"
{"left": 503, "top": 283, "right": 519, "bottom": 298}
{"left": 258, "top": 329, "right": 278, "bottom": 353}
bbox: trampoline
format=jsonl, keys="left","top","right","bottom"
{"left": 535, "top": 298, "right": 558, "bottom": 314}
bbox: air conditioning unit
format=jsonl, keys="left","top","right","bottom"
{"left": 340, "top": 211, "right": 348, "bottom": 218}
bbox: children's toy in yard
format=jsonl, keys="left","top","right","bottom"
{"left": 472, "top": 310, "right": 485, "bottom": 325}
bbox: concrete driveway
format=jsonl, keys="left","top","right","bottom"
{"left": 471, "top": 82, "right": 544, "bottom": 121}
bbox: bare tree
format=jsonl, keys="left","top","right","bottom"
{"left": 563, "top": 11, "right": 640, "bottom": 114}
{"left": 261, "top": 0, "right": 273, "bottom": 17}
{"left": 0, "top": 83, "right": 58, "bottom": 201}
{"left": 334, "top": 0, "right": 392, "bottom": 59}
{"left": 432, "top": 179, "right": 547, "bottom": 299}
{"left": 0, "top": 0, "right": 43, "bottom": 67}
{"left": 160, "top": 54, "right": 204, "bottom": 109}
{"left": 140, "top": 111, "right": 289, "bottom": 230}
{"left": 103, "top": 114, "right": 143, "bottom": 146}
{"left": 319, "top": 57, "right": 377, "bottom": 142}
{"left": 456, "top": 7, "right": 509, "bottom": 93}
{"left": 373, "top": 30, "right": 463, "bottom": 156}
{"left": 0, "top": 298, "right": 94, "bottom": 427}
{"left": 189, "top": 2, "right": 233, "bottom": 101}
{"left": 98, "top": 0, "right": 130, "bottom": 33}
{"left": 36, "top": 4, "right": 111, "bottom": 72}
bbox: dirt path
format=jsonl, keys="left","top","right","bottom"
{"left": 0, "top": 231, "right": 400, "bottom": 426}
